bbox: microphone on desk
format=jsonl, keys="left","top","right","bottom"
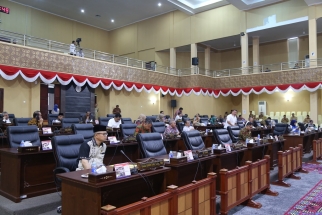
{"left": 120, "top": 150, "right": 155, "bottom": 196}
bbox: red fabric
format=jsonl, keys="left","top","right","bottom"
{"left": 0, "top": 64, "right": 321, "bottom": 96}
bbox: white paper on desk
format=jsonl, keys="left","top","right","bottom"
{"left": 115, "top": 163, "right": 131, "bottom": 178}
{"left": 42, "top": 127, "right": 52, "bottom": 134}
{"left": 108, "top": 136, "right": 119, "bottom": 144}
{"left": 96, "top": 165, "right": 107, "bottom": 174}
{"left": 184, "top": 150, "right": 194, "bottom": 161}
{"left": 41, "top": 140, "right": 52, "bottom": 150}
{"left": 225, "top": 144, "right": 231, "bottom": 152}
{"left": 23, "top": 142, "right": 32, "bottom": 147}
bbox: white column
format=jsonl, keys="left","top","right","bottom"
{"left": 242, "top": 95, "right": 249, "bottom": 119}
{"left": 309, "top": 19, "right": 317, "bottom": 67}
{"left": 310, "top": 91, "right": 318, "bottom": 124}
{"left": 253, "top": 36, "right": 260, "bottom": 73}
{"left": 205, "top": 46, "right": 211, "bottom": 70}
{"left": 191, "top": 43, "right": 198, "bottom": 74}
{"left": 170, "top": 47, "right": 176, "bottom": 69}
{"left": 241, "top": 33, "right": 249, "bottom": 74}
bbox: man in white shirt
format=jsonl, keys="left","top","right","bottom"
{"left": 175, "top": 113, "right": 183, "bottom": 122}
{"left": 225, "top": 109, "right": 237, "bottom": 128}
{"left": 2, "top": 111, "right": 10, "bottom": 124}
{"left": 183, "top": 120, "right": 194, "bottom": 132}
{"left": 69, "top": 41, "right": 76, "bottom": 56}
{"left": 107, "top": 113, "right": 122, "bottom": 128}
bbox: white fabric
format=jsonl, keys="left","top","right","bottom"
{"left": 183, "top": 126, "right": 194, "bottom": 132}
{"left": 3, "top": 118, "right": 10, "bottom": 123}
{"left": 175, "top": 115, "right": 182, "bottom": 121}
{"left": 225, "top": 114, "right": 237, "bottom": 128}
{"left": 107, "top": 118, "right": 121, "bottom": 128}
{"left": 77, "top": 51, "right": 84, "bottom": 58}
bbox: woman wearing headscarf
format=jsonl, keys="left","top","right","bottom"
{"left": 135, "top": 114, "right": 146, "bottom": 125}
{"left": 52, "top": 104, "right": 60, "bottom": 114}
{"left": 290, "top": 120, "right": 299, "bottom": 133}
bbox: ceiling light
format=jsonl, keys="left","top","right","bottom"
{"left": 111, "top": 19, "right": 114, "bottom": 23}
{"left": 158, "top": 3, "right": 162, "bottom": 6}
{"left": 81, "top": 9, "right": 84, "bottom": 13}
{"left": 288, "top": 37, "right": 298, "bottom": 40}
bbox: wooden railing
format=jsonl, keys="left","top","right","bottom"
{"left": 219, "top": 155, "right": 278, "bottom": 215}
{"left": 272, "top": 144, "right": 308, "bottom": 187}
{"left": 100, "top": 172, "right": 217, "bottom": 215}
{"left": 311, "top": 138, "right": 322, "bottom": 163}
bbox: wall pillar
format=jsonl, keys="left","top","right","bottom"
{"left": 241, "top": 33, "right": 249, "bottom": 74}
{"left": 170, "top": 47, "right": 176, "bottom": 69}
{"left": 205, "top": 46, "right": 211, "bottom": 71}
{"left": 310, "top": 91, "right": 318, "bottom": 124}
{"left": 309, "top": 18, "right": 317, "bottom": 67}
{"left": 252, "top": 36, "right": 260, "bottom": 73}
{"left": 191, "top": 43, "right": 197, "bottom": 74}
{"left": 242, "top": 95, "right": 249, "bottom": 119}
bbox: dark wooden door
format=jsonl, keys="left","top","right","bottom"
{"left": 0, "top": 88, "right": 3, "bottom": 113}
{"left": 40, "top": 84, "right": 48, "bottom": 120}
{"left": 54, "top": 84, "right": 61, "bottom": 112}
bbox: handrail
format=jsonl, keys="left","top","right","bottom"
{"left": 1, "top": 29, "right": 322, "bottom": 78}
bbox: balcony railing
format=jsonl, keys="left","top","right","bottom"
{"left": 0, "top": 29, "right": 321, "bottom": 78}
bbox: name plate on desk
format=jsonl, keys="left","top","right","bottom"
{"left": 170, "top": 156, "right": 187, "bottom": 164}
{"left": 18, "top": 146, "right": 40, "bottom": 153}
{"left": 137, "top": 158, "right": 164, "bottom": 171}
{"left": 247, "top": 143, "right": 256, "bottom": 148}
{"left": 88, "top": 171, "right": 116, "bottom": 183}
{"left": 212, "top": 148, "right": 226, "bottom": 154}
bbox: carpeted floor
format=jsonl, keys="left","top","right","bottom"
{"left": 302, "top": 162, "right": 322, "bottom": 174}
{"left": 284, "top": 179, "right": 322, "bottom": 215}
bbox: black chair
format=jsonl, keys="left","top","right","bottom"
{"left": 177, "top": 121, "right": 184, "bottom": 133}
{"left": 48, "top": 114, "right": 58, "bottom": 125}
{"left": 181, "top": 130, "right": 205, "bottom": 150}
{"left": 214, "top": 129, "right": 233, "bottom": 145}
{"left": 14, "top": 118, "right": 32, "bottom": 126}
{"left": 182, "top": 116, "right": 190, "bottom": 122}
{"left": 146, "top": 116, "right": 157, "bottom": 122}
{"left": 273, "top": 119, "right": 278, "bottom": 124}
{"left": 273, "top": 123, "right": 289, "bottom": 135}
{"left": 120, "top": 123, "right": 137, "bottom": 138}
{"left": 121, "top": 118, "right": 132, "bottom": 124}
{"left": 200, "top": 117, "right": 208, "bottom": 125}
{"left": 255, "top": 120, "right": 261, "bottom": 127}
{"left": 98, "top": 117, "right": 112, "bottom": 130}
{"left": 227, "top": 126, "right": 240, "bottom": 143}
{"left": 7, "top": 126, "right": 41, "bottom": 148}
{"left": 107, "top": 114, "right": 115, "bottom": 117}
{"left": 298, "top": 122, "right": 306, "bottom": 131}
{"left": 52, "top": 134, "right": 84, "bottom": 213}
{"left": 165, "top": 115, "right": 170, "bottom": 119}
{"left": 265, "top": 120, "right": 271, "bottom": 126}
{"left": 61, "top": 118, "right": 79, "bottom": 128}
{"left": 72, "top": 124, "right": 94, "bottom": 143}
{"left": 136, "top": 133, "right": 167, "bottom": 158}
{"left": 152, "top": 122, "right": 166, "bottom": 134}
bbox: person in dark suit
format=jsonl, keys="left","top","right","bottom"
{"left": 82, "top": 111, "right": 95, "bottom": 124}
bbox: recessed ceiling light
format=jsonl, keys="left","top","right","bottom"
{"left": 158, "top": 3, "right": 162, "bottom": 6}
{"left": 111, "top": 19, "right": 114, "bottom": 23}
{"left": 81, "top": 9, "right": 84, "bottom": 13}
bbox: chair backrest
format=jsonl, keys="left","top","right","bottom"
{"left": 200, "top": 117, "right": 208, "bottom": 125}
{"left": 265, "top": 120, "right": 271, "bottom": 126}
{"left": 52, "top": 134, "right": 84, "bottom": 171}
{"left": 0, "top": 113, "right": 15, "bottom": 122}
{"left": 182, "top": 116, "right": 190, "bottom": 122}
{"left": 273, "top": 123, "right": 288, "bottom": 135}
{"left": 98, "top": 117, "right": 112, "bottom": 127}
{"left": 298, "top": 122, "right": 306, "bottom": 131}
{"left": 14, "top": 118, "right": 32, "bottom": 126}
{"left": 238, "top": 123, "right": 245, "bottom": 129}
{"left": 146, "top": 116, "right": 157, "bottom": 122}
{"left": 121, "top": 118, "right": 132, "bottom": 124}
{"left": 48, "top": 114, "right": 58, "bottom": 125}
{"left": 227, "top": 126, "right": 240, "bottom": 143}
{"left": 107, "top": 114, "right": 115, "bottom": 117}
{"left": 136, "top": 133, "right": 167, "bottom": 158}
{"left": 7, "top": 126, "right": 41, "bottom": 148}
{"left": 165, "top": 115, "right": 170, "bottom": 119}
{"left": 120, "top": 123, "right": 137, "bottom": 138}
{"left": 296, "top": 111, "right": 301, "bottom": 117}
{"left": 177, "top": 121, "right": 184, "bottom": 133}
{"left": 72, "top": 124, "right": 94, "bottom": 143}
{"left": 181, "top": 130, "right": 205, "bottom": 151}
{"left": 214, "top": 129, "right": 233, "bottom": 145}
{"left": 61, "top": 118, "right": 79, "bottom": 128}
{"left": 152, "top": 122, "right": 166, "bottom": 134}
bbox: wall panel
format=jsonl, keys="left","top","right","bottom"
{"left": 173, "top": 11, "right": 191, "bottom": 48}
{"left": 155, "top": 51, "right": 170, "bottom": 67}
{"left": 138, "top": 49, "right": 155, "bottom": 62}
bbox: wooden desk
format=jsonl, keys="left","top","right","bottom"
{"left": 251, "top": 128, "right": 272, "bottom": 137}
{"left": 103, "top": 142, "right": 139, "bottom": 165}
{"left": 57, "top": 167, "right": 170, "bottom": 215}
{"left": 0, "top": 148, "right": 56, "bottom": 202}
{"left": 284, "top": 132, "right": 317, "bottom": 153}
{"left": 137, "top": 154, "right": 214, "bottom": 187}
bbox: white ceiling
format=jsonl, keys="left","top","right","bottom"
{"left": 226, "top": 0, "right": 284, "bottom": 10}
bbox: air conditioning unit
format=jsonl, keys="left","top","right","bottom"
{"left": 258, "top": 101, "right": 267, "bottom": 116}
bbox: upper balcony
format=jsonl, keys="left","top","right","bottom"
{"left": 0, "top": 30, "right": 322, "bottom": 93}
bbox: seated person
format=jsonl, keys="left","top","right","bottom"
{"left": 290, "top": 113, "right": 297, "bottom": 121}
{"left": 281, "top": 115, "right": 289, "bottom": 124}
{"left": 239, "top": 122, "right": 252, "bottom": 141}
{"left": 249, "top": 111, "right": 255, "bottom": 119}
{"left": 290, "top": 120, "right": 300, "bottom": 133}
{"left": 306, "top": 120, "right": 316, "bottom": 129}
{"left": 193, "top": 113, "right": 201, "bottom": 126}
{"left": 183, "top": 120, "right": 194, "bottom": 132}
{"left": 107, "top": 113, "right": 122, "bottom": 128}
{"left": 164, "top": 120, "right": 179, "bottom": 136}
{"left": 82, "top": 111, "right": 94, "bottom": 124}
{"left": 1, "top": 111, "right": 11, "bottom": 124}
{"left": 133, "top": 119, "right": 152, "bottom": 137}
{"left": 175, "top": 113, "right": 183, "bottom": 122}
{"left": 53, "top": 113, "right": 64, "bottom": 124}
{"left": 303, "top": 115, "right": 311, "bottom": 124}
{"left": 266, "top": 117, "right": 276, "bottom": 126}
{"left": 246, "top": 117, "right": 257, "bottom": 128}
{"left": 209, "top": 115, "right": 217, "bottom": 125}
{"left": 217, "top": 115, "right": 224, "bottom": 123}
{"left": 76, "top": 131, "right": 107, "bottom": 170}
{"left": 135, "top": 114, "right": 146, "bottom": 125}
{"left": 237, "top": 115, "right": 246, "bottom": 122}
{"left": 156, "top": 113, "right": 166, "bottom": 122}
{"left": 28, "top": 111, "right": 43, "bottom": 128}
{"left": 258, "top": 112, "right": 267, "bottom": 125}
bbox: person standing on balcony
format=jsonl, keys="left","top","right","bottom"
{"left": 77, "top": 48, "right": 84, "bottom": 58}
{"left": 69, "top": 41, "right": 76, "bottom": 56}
